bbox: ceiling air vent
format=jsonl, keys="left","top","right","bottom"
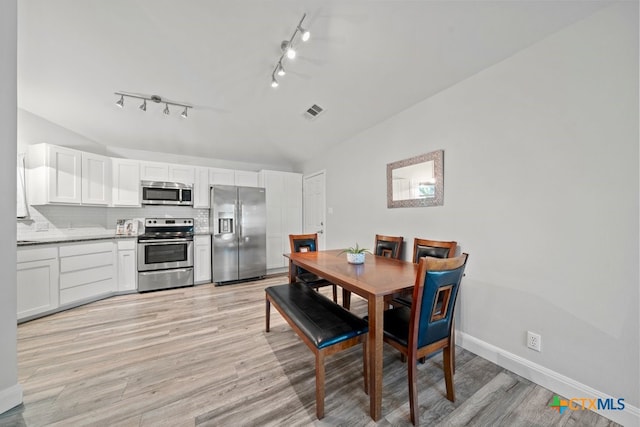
{"left": 304, "top": 104, "right": 324, "bottom": 120}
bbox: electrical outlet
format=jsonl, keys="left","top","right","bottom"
{"left": 527, "top": 331, "right": 542, "bottom": 352}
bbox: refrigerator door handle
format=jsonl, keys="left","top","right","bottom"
{"left": 236, "top": 200, "right": 242, "bottom": 239}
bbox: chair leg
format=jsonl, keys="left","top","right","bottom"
{"left": 443, "top": 344, "right": 455, "bottom": 402}
{"left": 408, "top": 355, "right": 419, "bottom": 426}
{"left": 342, "top": 288, "right": 351, "bottom": 310}
{"left": 332, "top": 284, "right": 338, "bottom": 303}
{"left": 315, "top": 351, "right": 325, "bottom": 419}
{"left": 265, "top": 298, "right": 271, "bottom": 332}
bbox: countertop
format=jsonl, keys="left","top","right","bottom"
{"left": 17, "top": 230, "right": 213, "bottom": 246}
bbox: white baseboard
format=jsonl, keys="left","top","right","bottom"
{"left": 456, "top": 331, "right": 639, "bottom": 427}
{"left": 0, "top": 383, "right": 23, "bottom": 416}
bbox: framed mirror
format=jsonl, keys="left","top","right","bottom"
{"left": 387, "top": 150, "right": 443, "bottom": 208}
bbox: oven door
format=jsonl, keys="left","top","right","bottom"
{"left": 138, "top": 239, "right": 193, "bottom": 272}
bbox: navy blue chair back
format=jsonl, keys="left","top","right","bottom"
{"left": 290, "top": 234, "right": 319, "bottom": 276}
{"left": 411, "top": 254, "right": 468, "bottom": 349}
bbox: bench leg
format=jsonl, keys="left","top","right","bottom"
{"left": 315, "top": 351, "right": 325, "bottom": 419}
{"left": 265, "top": 297, "right": 271, "bottom": 332}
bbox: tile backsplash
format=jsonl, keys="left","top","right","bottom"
{"left": 18, "top": 204, "right": 210, "bottom": 239}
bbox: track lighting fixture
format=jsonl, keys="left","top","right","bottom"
{"left": 114, "top": 92, "right": 192, "bottom": 118}
{"left": 270, "top": 13, "right": 310, "bottom": 88}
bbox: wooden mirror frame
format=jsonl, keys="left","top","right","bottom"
{"left": 386, "top": 150, "right": 444, "bottom": 208}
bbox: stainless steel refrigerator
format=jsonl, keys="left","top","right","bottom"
{"left": 210, "top": 185, "right": 266, "bottom": 284}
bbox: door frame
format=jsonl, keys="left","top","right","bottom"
{"left": 303, "top": 170, "right": 327, "bottom": 249}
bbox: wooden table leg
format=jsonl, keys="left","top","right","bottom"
{"left": 367, "top": 295, "right": 384, "bottom": 421}
{"left": 288, "top": 258, "right": 296, "bottom": 283}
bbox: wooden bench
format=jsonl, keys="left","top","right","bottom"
{"left": 265, "top": 282, "right": 368, "bottom": 419}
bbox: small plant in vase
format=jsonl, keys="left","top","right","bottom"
{"left": 338, "top": 243, "right": 372, "bottom": 264}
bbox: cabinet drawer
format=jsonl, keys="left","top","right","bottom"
{"left": 17, "top": 247, "right": 57, "bottom": 263}
{"left": 117, "top": 239, "right": 136, "bottom": 250}
{"left": 60, "top": 279, "right": 114, "bottom": 305}
{"left": 60, "top": 241, "right": 113, "bottom": 257}
{"left": 60, "top": 265, "right": 113, "bottom": 289}
{"left": 60, "top": 252, "right": 113, "bottom": 272}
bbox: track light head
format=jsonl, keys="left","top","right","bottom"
{"left": 163, "top": 104, "right": 170, "bottom": 115}
{"left": 271, "top": 76, "right": 279, "bottom": 88}
{"left": 181, "top": 107, "right": 188, "bottom": 118}
{"left": 281, "top": 40, "right": 296, "bottom": 59}
{"left": 116, "top": 95, "right": 124, "bottom": 108}
{"left": 139, "top": 99, "right": 147, "bottom": 111}
{"left": 276, "top": 62, "right": 286, "bottom": 76}
{"left": 298, "top": 25, "right": 310, "bottom": 42}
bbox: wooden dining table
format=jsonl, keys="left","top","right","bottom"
{"left": 285, "top": 249, "right": 418, "bottom": 421}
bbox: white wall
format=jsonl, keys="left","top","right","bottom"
{"left": 0, "top": 0, "right": 23, "bottom": 415}
{"left": 18, "top": 108, "right": 297, "bottom": 173}
{"left": 302, "top": 1, "right": 639, "bottom": 415}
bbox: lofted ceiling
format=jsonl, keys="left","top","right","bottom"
{"left": 17, "top": 0, "right": 610, "bottom": 170}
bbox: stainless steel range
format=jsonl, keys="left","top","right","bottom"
{"left": 137, "top": 218, "right": 194, "bottom": 292}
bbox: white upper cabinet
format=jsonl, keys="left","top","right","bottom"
{"left": 81, "top": 152, "right": 111, "bottom": 205}
{"left": 208, "top": 168, "right": 259, "bottom": 187}
{"left": 28, "top": 143, "right": 111, "bottom": 206}
{"left": 112, "top": 158, "right": 141, "bottom": 207}
{"left": 139, "top": 161, "right": 169, "bottom": 182}
{"left": 193, "top": 167, "right": 210, "bottom": 208}
{"left": 28, "top": 144, "right": 81, "bottom": 204}
{"left": 234, "top": 170, "right": 259, "bottom": 187}
{"left": 168, "top": 164, "right": 195, "bottom": 185}
{"left": 209, "top": 167, "right": 235, "bottom": 186}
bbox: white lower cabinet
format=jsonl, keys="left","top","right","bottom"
{"left": 17, "top": 246, "right": 59, "bottom": 321}
{"left": 194, "top": 235, "right": 211, "bottom": 284}
{"left": 59, "top": 241, "right": 116, "bottom": 305}
{"left": 117, "top": 239, "right": 137, "bottom": 291}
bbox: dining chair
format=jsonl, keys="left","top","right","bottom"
{"left": 342, "top": 234, "right": 404, "bottom": 310}
{"left": 390, "top": 238, "right": 458, "bottom": 308}
{"left": 382, "top": 253, "right": 468, "bottom": 426}
{"left": 374, "top": 234, "right": 404, "bottom": 259}
{"left": 289, "top": 233, "right": 338, "bottom": 303}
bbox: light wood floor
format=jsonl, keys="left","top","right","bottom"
{"left": 1, "top": 275, "right": 620, "bottom": 427}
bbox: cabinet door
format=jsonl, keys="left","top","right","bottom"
{"left": 48, "top": 145, "right": 82, "bottom": 204}
{"left": 81, "top": 153, "right": 111, "bottom": 205}
{"left": 17, "top": 247, "right": 59, "bottom": 321}
{"left": 140, "top": 161, "right": 169, "bottom": 182}
{"left": 193, "top": 167, "right": 210, "bottom": 208}
{"left": 234, "top": 170, "right": 259, "bottom": 187}
{"left": 168, "top": 164, "right": 195, "bottom": 184}
{"left": 209, "top": 168, "right": 235, "bottom": 185}
{"left": 117, "top": 239, "right": 136, "bottom": 291}
{"left": 112, "top": 159, "right": 141, "bottom": 206}
{"left": 194, "top": 235, "right": 212, "bottom": 284}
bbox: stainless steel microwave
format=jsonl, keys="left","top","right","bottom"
{"left": 141, "top": 181, "right": 193, "bottom": 206}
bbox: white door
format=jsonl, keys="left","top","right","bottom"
{"left": 303, "top": 170, "right": 326, "bottom": 249}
